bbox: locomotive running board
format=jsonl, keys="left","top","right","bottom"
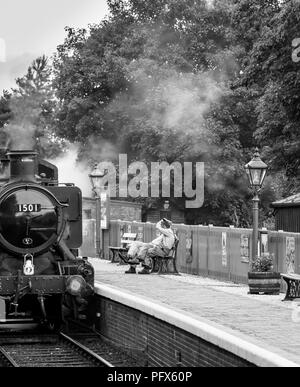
{"left": 0, "top": 275, "right": 68, "bottom": 295}
{"left": 0, "top": 319, "right": 34, "bottom": 322}
{"left": 0, "top": 320, "right": 38, "bottom": 331}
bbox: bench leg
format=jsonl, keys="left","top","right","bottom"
{"left": 148, "top": 257, "right": 157, "bottom": 273}
{"left": 156, "top": 258, "right": 180, "bottom": 275}
{"left": 157, "top": 259, "right": 166, "bottom": 275}
{"left": 157, "top": 259, "right": 172, "bottom": 275}
{"left": 282, "top": 279, "right": 292, "bottom": 301}
{"left": 172, "top": 260, "right": 180, "bottom": 275}
{"left": 117, "top": 251, "right": 129, "bottom": 265}
{"left": 282, "top": 279, "right": 300, "bottom": 301}
{"left": 110, "top": 251, "right": 118, "bottom": 263}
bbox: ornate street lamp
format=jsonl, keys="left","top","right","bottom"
{"left": 89, "top": 164, "right": 107, "bottom": 195}
{"left": 163, "top": 200, "right": 170, "bottom": 211}
{"left": 245, "top": 148, "right": 268, "bottom": 268}
{"left": 89, "top": 164, "right": 106, "bottom": 258}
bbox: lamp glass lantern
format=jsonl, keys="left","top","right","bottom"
{"left": 245, "top": 149, "right": 268, "bottom": 190}
{"left": 163, "top": 200, "right": 170, "bottom": 210}
{"left": 89, "top": 164, "right": 106, "bottom": 195}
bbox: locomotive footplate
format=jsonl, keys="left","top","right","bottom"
{"left": 0, "top": 275, "right": 68, "bottom": 295}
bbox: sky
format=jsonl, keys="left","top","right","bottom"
{"left": 0, "top": 0, "right": 109, "bottom": 92}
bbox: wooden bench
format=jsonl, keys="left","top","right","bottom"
{"left": 281, "top": 273, "right": 300, "bottom": 301}
{"left": 149, "top": 237, "right": 180, "bottom": 275}
{"left": 108, "top": 233, "right": 137, "bottom": 265}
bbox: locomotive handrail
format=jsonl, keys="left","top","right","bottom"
{"left": 58, "top": 183, "right": 75, "bottom": 187}
{"left": 0, "top": 182, "right": 70, "bottom": 209}
{"left": 56, "top": 239, "right": 77, "bottom": 261}
{"left": 30, "top": 227, "right": 57, "bottom": 231}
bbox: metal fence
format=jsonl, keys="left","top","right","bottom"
{"left": 80, "top": 220, "right": 300, "bottom": 284}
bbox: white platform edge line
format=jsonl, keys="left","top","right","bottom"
{"left": 95, "top": 283, "right": 299, "bottom": 368}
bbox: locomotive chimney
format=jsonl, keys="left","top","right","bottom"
{"left": 6, "top": 150, "right": 38, "bottom": 182}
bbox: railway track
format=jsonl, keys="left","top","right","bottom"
{"left": 65, "top": 332, "right": 146, "bottom": 367}
{"left": 0, "top": 331, "right": 115, "bottom": 367}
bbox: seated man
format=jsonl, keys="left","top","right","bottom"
{"left": 125, "top": 218, "right": 175, "bottom": 275}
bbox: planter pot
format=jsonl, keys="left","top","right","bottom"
{"left": 248, "top": 272, "right": 281, "bottom": 295}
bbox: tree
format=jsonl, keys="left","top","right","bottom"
{"left": 52, "top": 0, "right": 283, "bottom": 226}
{"left": 53, "top": 0, "right": 237, "bottom": 145}
{"left": 0, "top": 56, "right": 64, "bottom": 158}
{"left": 235, "top": 0, "right": 300, "bottom": 193}
{"left": 0, "top": 91, "right": 11, "bottom": 128}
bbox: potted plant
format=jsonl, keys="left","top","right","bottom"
{"left": 248, "top": 253, "right": 281, "bottom": 295}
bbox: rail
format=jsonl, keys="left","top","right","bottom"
{"left": 0, "top": 331, "right": 115, "bottom": 367}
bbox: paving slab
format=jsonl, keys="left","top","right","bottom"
{"left": 90, "top": 258, "right": 300, "bottom": 366}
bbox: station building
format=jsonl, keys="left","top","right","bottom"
{"left": 272, "top": 193, "right": 300, "bottom": 233}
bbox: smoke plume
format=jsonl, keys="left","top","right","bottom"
{"left": 3, "top": 95, "right": 38, "bottom": 150}
{"left": 109, "top": 59, "right": 225, "bottom": 153}
{"left": 78, "top": 135, "right": 118, "bottom": 164}
{"left": 49, "top": 143, "right": 92, "bottom": 197}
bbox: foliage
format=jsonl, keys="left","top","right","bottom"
{"left": 0, "top": 91, "right": 11, "bottom": 129}
{"left": 52, "top": 0, "right": 264, "bottom": 226}
{"left": 0, "top": 56, "right": 65, "bottom": 158}
{"left": 252, "top": 253, "right": 274, "bottom": 272}
{"left": 2, "top": 0, "right": 299, "bottom": 227}
{"left": 236, "top": 0, "right": 300, "bottom": 193}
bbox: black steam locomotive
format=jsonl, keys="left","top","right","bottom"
{"left": 0, "top": 150, "right": 94, "bottom": 330}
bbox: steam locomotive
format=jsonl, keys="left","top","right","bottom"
{"left": 0, "top": 149, "right": 94, "bottom": 330}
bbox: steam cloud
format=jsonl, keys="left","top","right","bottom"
{"left": 49, "top": 140, "right": 118, "bottom": 197}
{"left": 49, "top": 144, "right": 92, "bottom": 196}
{"left": 110, "top": 59, "right": 225, "bottom": 152}
{"left": 79, "top": 136, "right": 118, "bottom": 164}
{"left": 160, "top": 74, "right": 223, "bottom": 133}
{"left": 3, "top": 94, "right": 40, "bottom": 150}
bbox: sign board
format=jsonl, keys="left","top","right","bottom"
{"left": 80, "top": 219, "right": 97, "bottom": 257}
{"left": 260, "top": 232, "right": 268, "bottom": 254}
{"left": 222, "top": 232, "right": 227, "bottom": 267}
{"left": 0, "top": 298, "right": 5, "bottom": 319}
{"left": 241, "top": 234, "right": 250, "bottom": 263}
{"left": 100, "top": 191, "right": 110, "bottom": 229}
{"left": 186, "top": 234, "right": 193, "bottom": 264}
{"left": 286, "top": 237, "right": 296, "bottom": 274}
{"left": 137, "top": 226, "right": 144, "bottom": 241}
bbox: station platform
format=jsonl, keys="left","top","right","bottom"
{"left": 89, "top": 258, "right": 300, "bottom": 367}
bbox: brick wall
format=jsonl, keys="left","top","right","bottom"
{"left": 145, "top": 208, "right": 185, "bottom": 224}
{"left": 83, "top": 197, "right": 142, "bottom": 222}
{"left": 95, "top": 296, "right": 255, "bottom": 367}
{"left": 110, "top": 200, "right": 142, "bottom": 222}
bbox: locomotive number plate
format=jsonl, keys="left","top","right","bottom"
{"left": 16, "top": 204, "right": 41, "bottom": 212}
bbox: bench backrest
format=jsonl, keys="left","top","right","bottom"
{"left": 121, "top": 233, "right": 137, "bottom": 248}
{"left": 169, "top": 236, "right": 179, "bottom": 258}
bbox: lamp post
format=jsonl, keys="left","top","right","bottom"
{"left": 245, "top": 148, "right": 268, "bottom": 269}
{"left": 161, "top": 200, "right": 171, "bottom": 220}
{"left": 89, "top": 164, "right": 106, "bottom": 258}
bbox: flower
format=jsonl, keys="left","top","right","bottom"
{"left": 252, "top": 253, "right": 274, "bottom": 272}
